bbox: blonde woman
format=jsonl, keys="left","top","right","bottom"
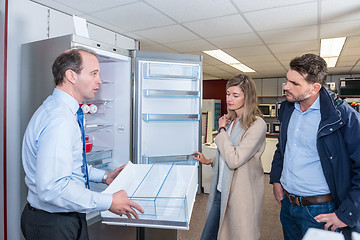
{"left": 193, "top": 74, "right": 266, "bottom": 240}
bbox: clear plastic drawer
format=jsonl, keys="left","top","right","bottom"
{"left": 100, "top": 161, "right": 198, "bottom": 229}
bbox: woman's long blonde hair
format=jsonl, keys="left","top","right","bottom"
{"left": 226, "top": 74, "right": 262, "bottom": 130}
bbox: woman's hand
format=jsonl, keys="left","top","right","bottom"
{"left": 192, "top": 151, "right": 211, "bottom": 165}
{"left": 218, "top": 114, "right": 230, "bottom": 129}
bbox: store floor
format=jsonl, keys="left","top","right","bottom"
{"left": 89, "top": 174, "right": 283, "bottom": 240}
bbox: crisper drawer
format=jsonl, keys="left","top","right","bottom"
{"left": 100, "top": 161, "right": 198, "bottom": 229}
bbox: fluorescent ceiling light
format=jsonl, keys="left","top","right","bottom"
{"left": 322, "top": 57, "right": 338, "bottom": 68}
{"left": 231, "top": 63, "right": 255, "bottom": 72}
{"left": 320, "top": 37, "right": 346, "bottom": 67}
{"left": 203, "top": 49, "right": 255, "bottom": 73}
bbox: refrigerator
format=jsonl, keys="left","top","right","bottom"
{"left": 20, "top": 35, "right": 202, "bottom": 233}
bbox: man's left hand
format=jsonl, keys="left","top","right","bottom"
{"left": 314, "top": 212, "right": 347, "bottom": 231}
{"left": 105, "top": 164, "right": 126, "bottom": 185}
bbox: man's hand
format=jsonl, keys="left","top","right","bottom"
{"left": 314, "top": 212, "right": 347, "bottom": 231}
{"left": 109, "top": 190, "right": 145, "bottom": 219}
{"left": 105, "top": 164, "right": 126, "bottom": 185}
{"left": 273, "top": 182, "right": 284, "bottom": 204}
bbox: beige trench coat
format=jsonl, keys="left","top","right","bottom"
{"left": 207, "top": 116, "right": 266, "bottom": 240}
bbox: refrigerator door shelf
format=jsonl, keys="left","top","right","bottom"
{"left": 100, "top": 162, "right": 198, "bottom": 229}
{"left": 86, "top": 146, "right": 112, "bottom": 164}
{"left": 144, "top": 62, "right": 200, "bottom": 80}
{"left": 144, "top": 89, "right": 200, "bottom": 98}
{"left": 85, "top": 124, "right": 113, "bottom": 133}
{"left": 142, "top": 114, "right": 200, "bottom": 122}
{"left": 142, "top": 154, "right": 197, "bottom": 165}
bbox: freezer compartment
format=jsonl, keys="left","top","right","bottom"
{"left": 100, "top": 162, "right": 198, "bottom": 229}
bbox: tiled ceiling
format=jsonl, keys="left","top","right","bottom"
{"left": 31, "top": 0, "right": 360, "bottom": 80}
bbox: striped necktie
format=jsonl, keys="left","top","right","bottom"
{"left": 76, "top": 107, "right": 90, "bottom": 189}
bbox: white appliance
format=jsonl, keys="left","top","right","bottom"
{"left": 20, "top": 34, "right": 202, "bottom": 230}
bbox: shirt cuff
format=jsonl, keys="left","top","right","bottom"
{"left": 94, "top": 192, "right": 113, "bottom": 211}
{"left": 88, "top": 166, "right": 106, "bottom": 183}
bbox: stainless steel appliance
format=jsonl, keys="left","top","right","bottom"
{"left": 258, "top": 103, "right": 277, "bottom": 117}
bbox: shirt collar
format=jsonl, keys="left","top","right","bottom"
{"left": 294, "top": 95, "right": 320, "bottom": 113}
{"left": 52, "top": 88, "right": 79, "bottom": 115}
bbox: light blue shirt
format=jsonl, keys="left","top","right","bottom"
{"left": 22, "top": 88, "right": 112, "bottom": 213}
{"left": 280, "top": 96, "right": 330, "bottom": 196}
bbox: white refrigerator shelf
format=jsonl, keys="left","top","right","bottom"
{"left": 100, "top": 161, "right": 198, "bottom": 230}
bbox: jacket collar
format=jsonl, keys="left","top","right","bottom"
{"left": 281, "top": 87, "right": 344, "bottom": 138}
{"left": 318, "top": 87, "right": 343, "bottom": 134}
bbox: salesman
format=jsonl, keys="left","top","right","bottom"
{"left": 21, "top": 47, "right": 144, "bottom": 240}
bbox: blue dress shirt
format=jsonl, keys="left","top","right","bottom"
{"left": 280, "top": 96, "right": 330, "bottom": 196}
{"left": 22, "top": 88, "right": 112, "bottom": 213}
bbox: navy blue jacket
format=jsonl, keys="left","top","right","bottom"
{"left": 270, "top": 87, "right": 360, "bottom": 235}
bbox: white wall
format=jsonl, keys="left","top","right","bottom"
{"left": 6, "top": 0, "right": 135, "bottom": 239}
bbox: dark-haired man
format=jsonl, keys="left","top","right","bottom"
{"left": 21, "top": 48, "right": 144, "bottom": 240}
{"left": 270, "top": 53, "right": 360, "bottom": 240}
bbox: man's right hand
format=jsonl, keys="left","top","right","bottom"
{"left": 109, "top": 190, "right": 144, "bottom": 219}
{"left": 273, "top": 182, "right": 284, "bottom": 204}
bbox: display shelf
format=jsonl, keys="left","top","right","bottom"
{"left": 142, "top": 114, "right": 200, "bottom": 122}
{"left": 141, "top": 154, "right": 197, "bottom": 164}
{"left": 144, "top": 89, "right": 200, "bottom": 98}
{"left": 87, "top": 146, "right": 113, "bottom": 164}
{"left": 100, "top": 162, "right": 198, "bottom": 230}
{"left": 144, "top": 62, "right": 200, "bottom": 81}
{"left": 85, "top": 124, "right": 113, "bottom": 133}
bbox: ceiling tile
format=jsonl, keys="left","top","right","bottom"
{"left": 328, "top": 66, "right": 352, "bottom": 74}
{"left": 183, "top": 14, "right": 253, "bottom": 38}
{"left": 321, "top": 0, "right": 360, "bottom": 23}
{"left": 275, "top": 51, "right": 319, "bottom": 61}
{"left": 90, "top": 2, "right": 175, "bottom": 32}
{"left": 225, "top": 45, "right": 272, "bottom": 57}
{"left": 338, "top": 55, "right": 360, "bottom": 62}
{"left": 140, "top": 44, "right": 178, "bottom": 53}
{"left": 268, "top": 40, "right": 319, "bottom": 54}
{"left": 247, "top": 61, "right": 284, "bottom": 68}
{"left": 121, "top": 32, "right": 156, "bottom": 46}
{"left": 144, "top": 0, "right": 238, "bottom": 23}
{"left": 244, "top": 2, "right": 318, "bottom": 31}
{"left": 133, "top": 25, "right": 200, "bottom": 44}
{"left": 345, "top": 36, "right": 360, "bottom": 48}
{"left": 31, "top": 0, "right": 84, "bottom": 15}
{"left": 203, "top": 73, "right": 222, "bottom": 80}
{"left": 341, "top": 46, "right": 360, "bottom": 57}
{"left": 202, "top": 54, "right": 225, "bottom": 65}
{"left": 320, "top": 20, "right": 360, "bottom": 38}
{"left": 164, "top": 39, "right": 217, "bottom": 53}
{"left": 57, "top": 0, "right": 139, "bottom": 14}
{"left": 259, "top": 25, "right": 318, "bottom": 44}
{"left": 241, "top": 55, "right": 277, "bottom": 63}
{"left": 232, "top": 0, "right": 315, "bottom": 13}
{"left": 335, "top": 61, "right": 357, "bottom": 68}
{"left": 207, "top": 32, "right": 262, "bottom": 48}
